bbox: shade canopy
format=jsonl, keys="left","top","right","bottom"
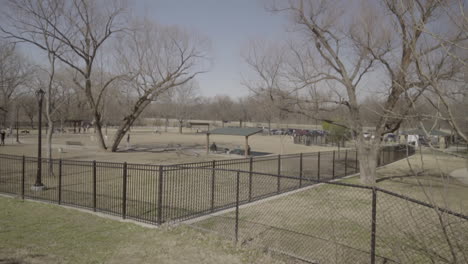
{"left": 401, "top": 129, "right": 450, "bottom": 137}
{"left": 189, "top": 122, "right": 210, "bottom": 126}
{"left": 207, "top": 127, "right": 262, "bottom": 137}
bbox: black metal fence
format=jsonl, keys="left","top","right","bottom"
{"left": 293, "top": 134, "right": 347, "bottom": 147}
{"left": 0, "top": 145, "right": 414, "bottom": 225}
{"left": 3, "top": 144, "right": 464, "bottom": 263}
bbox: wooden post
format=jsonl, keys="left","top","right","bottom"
{"left": 206, "top": 133, "right": 210, "bottom": 154}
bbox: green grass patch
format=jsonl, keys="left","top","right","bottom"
{"left": 0, "top": 196, "right": 283, "bottom": 264}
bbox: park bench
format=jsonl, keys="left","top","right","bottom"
{"left": 65, "top": 141, "right": 83, "bottom": 146}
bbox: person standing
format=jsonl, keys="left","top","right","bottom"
{"left": 0, "top": 130, "right": 5, "bottom": 146}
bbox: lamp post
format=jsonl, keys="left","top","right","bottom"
{"left": 33, "top": 88, "right": 45, "bottom": 191}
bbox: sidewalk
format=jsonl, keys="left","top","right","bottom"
{"left": 450, "top": 167, "right": 468, "bottom": 185}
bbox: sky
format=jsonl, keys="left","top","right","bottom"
{"left": 133, "top": 0, "right": 289, "bottom": 98}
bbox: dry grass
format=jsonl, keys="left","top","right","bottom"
{"left": 343, "top": 148, "right": 468, "bottom": 213}
{"left": 192, "top": 150, "right": 468, "bottom": 263}
{"left": 0, "top": 196, "right": 286, "bottom": 264}
{"left": 0, "top": 127, "right": 337, "bottom": 164}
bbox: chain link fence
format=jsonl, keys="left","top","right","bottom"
{"left": 190, "top": 174, "right": 468, "bottom": 264}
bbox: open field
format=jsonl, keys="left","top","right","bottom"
{"left": 192, "top": 151, "right": 468, "bottom": 263}
{"left": 0, "top": 127, "right": 338, "bottom": 164}
{"left": 0, "top": 196, "right": 286, "bottom": 264}
{"left": 343, "top": 148, "right": 468, "bottom": 212}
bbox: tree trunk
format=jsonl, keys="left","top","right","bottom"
{"left": 111, "top": 120, "right": 131, "bottom": 152}
{"left": 356, "top": 137, "right": 379, "bottom": 185}
{"left": 1, "top": 111, "right": 7, "bottom": 128}
{"left": 164, "top": 118, "right": 168, "bottom": 132}
{"left": 84, "top": 73, "right": 107, "bottom": 150}
{"left": 110, "top": 100, "right": 150, "bottom": 152}
{"left": 94, "top": 112, "right": 107, "bottom": 150}
{"left": 268, "top": 119, "right": 271, "bottom": 136}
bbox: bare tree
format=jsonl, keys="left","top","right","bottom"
{"left": 0, "top": 41, "right": 31, "bottom": 127}
{"left": 110, "top": 19, "right": 210, "bottom": 151}
{"left": 255, "top": 0, "right": 465, "bottom": 184}
{"left": 169, "top": 81, "right": 200, "bottom": 134}
{"left": 211, "top": 95, "right": 237, "bottom": 127}
{"left": 1, "top": 0, "right": 74, "bottom": 173}
{"left": 236, "top": 97, "right": 256, "bottom": 127}
{"left": 412, "top": 0, "right": 468, "bottom": 144}
{"left": 20, "top": 95, "right": 38, "bottom": 129}
{"left": 1, "top": 0, "right": 128, "bottom": 150}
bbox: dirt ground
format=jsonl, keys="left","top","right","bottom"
{"left": 0, "top": 127, "right": 338, "bottom": 164}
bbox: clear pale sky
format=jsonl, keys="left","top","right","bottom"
{"left": 134, "top": 0, "right": 288, "bottom": 98}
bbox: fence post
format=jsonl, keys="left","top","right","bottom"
{"left": 21, "top": 155, "right": 25, "bottom": 200}
{"left": 383, "top": 149, "right": 386, "bottom": 165}
{"left": 332, "top": 151, "right": 335, "bottom": 179}
{"left": 157, "top": 165, "right": 164, "bottom": 225}
{"left": 235, "top": 170, "right": 240, "bottom": 244}
{"left": 355, "top": 150, "right": 359, "bottom": 173}
{"left": 277, "top": 154, "right": 281, "bottom": 193}
{"left": 380, "top": 149, "right": 384, "bottom": 166}
{"left": 211, "top": 160, "right": 216, "bottom": 212}
{"left": 122, "top": 162, "right": 127, "bottom": 220}
{"left": 299, "top": 153, "right": 303, "bottom": 187}
{"left": 317, "top": 152, "right": 321, "bottom": 181}
{"left": 370, "top": 188, "right": 377, "bottom": 264}
{"left": 248, "top": 157, "right": 253, "bottom": 202}
{"left": 344, "top": 150, "right": 348, "bottom": 176}
{"left": 58, "top": 159, "right": 62, "bottom": 204}
{"left": 93, "top": 160, "right": 97, "bottom": 212}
